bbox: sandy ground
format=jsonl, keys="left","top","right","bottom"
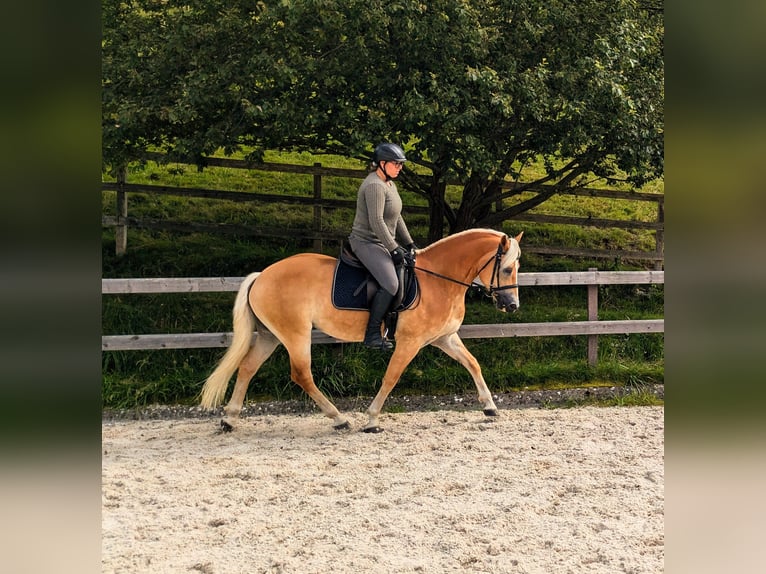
{"left": 102, "top": 406, "right": 664, "bottom": 574}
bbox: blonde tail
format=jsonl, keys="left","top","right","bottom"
{"left": 200, "top": 272, "right": 260, "bottom": 409}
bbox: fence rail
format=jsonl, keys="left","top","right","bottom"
{"left": 102, "top": 153, "right": 664, "bottom": 264}
{"left": 102, "top": 270, "right": 664, "bottom": 365}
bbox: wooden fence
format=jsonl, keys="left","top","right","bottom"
{"left": 102, "top": 152, "right": 664, "bottom": 267}
{"left": 102, "top": 269, "right": 664, "bottom": 366}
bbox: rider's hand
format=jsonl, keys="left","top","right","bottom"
{"left": 390, "top": 246, "right": 408, "bottom": 265}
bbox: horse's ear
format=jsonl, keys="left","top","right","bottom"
{"left": 514, "top": 231, "right": 524, "bottom": 243}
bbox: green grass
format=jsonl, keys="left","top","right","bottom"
{"left": 101, "top": 151, "right": 663, "bottom": 409}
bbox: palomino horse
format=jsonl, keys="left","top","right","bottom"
{"left": 200, "top": 228, "right": 522, "bottom": 432}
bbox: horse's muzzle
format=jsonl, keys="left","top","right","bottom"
{"left": 494, "top": 293, "right": 519, "bottom": 313}
{"left": 498, "top": 302, "right": 518, "bottom": 313}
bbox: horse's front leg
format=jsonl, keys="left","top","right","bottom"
{"left": 364, "top": 345, "right": 420, "bottom": 433}
{"left": 431, "top": 332, "right": 499, "bottom": 416}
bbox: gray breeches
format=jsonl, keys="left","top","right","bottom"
{"left": 348, "top": 236, "right": 398, "bottom": 296}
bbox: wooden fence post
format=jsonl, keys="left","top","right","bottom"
{"left": 313, "top": 162, "right": 322, "bottom": 252}
{"left": 587, "top": 267, "right": 598, "bottom": 366}
{"left": 115, "top": 166, "right": 128, "bottom": 256}
{"left": 654, "top": 197, "right": 664, "bottom": 271}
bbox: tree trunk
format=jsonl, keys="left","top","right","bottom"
{"left": 426, "top": 176, "right": 448, "bottom": 243}
{"left": 453, "top": 174, "right": 488, "bottom": 232}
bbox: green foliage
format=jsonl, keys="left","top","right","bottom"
{"left": 102, "top": 0, "right": 663, "bottom": 237}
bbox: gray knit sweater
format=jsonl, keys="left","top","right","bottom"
{"left": 349, "top": 172, "right": 414, "bottom": 252}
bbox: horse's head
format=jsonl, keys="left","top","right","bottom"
{"left": 481, "top": 231, "right": 523, "bottom": 313}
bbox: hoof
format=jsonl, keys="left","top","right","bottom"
{"left": 220, "top": 420, "right": 233, "bottom": 433}
{"left": 333, "top": 421, "right": 351, "bottom": 431}
{"left": 483, "top": 409, "right": 499, "bottom": 417}
{"left": 362, "top": 426, "right": 384, "bottom": 434}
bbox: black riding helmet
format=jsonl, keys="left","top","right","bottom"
{"left": 372, "top": 143, "right": 407, "bottom": 165}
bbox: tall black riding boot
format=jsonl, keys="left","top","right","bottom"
{"left": 363, "top": 288, "right": 395, "bottom": 350}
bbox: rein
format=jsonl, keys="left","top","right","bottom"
{"left": 413, "top": 238, "right": 519, "bottom": 296}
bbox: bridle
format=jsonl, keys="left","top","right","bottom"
{"left": 413, "top": 237, "right": 519, "bottom": 297}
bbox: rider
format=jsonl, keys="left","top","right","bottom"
{"left": 348, "top": 143, "right": 417, "bottom": 350}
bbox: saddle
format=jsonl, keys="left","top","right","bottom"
{"left": 331, "top": 244, "right": 419, "bottom": 339}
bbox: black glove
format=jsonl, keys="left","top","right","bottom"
{"left": 404, "top": 242, "right": 418, "bottom": 265}
{"left": 390, "top": 246, "right": 408, "bottom": 265}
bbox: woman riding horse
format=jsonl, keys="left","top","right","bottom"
{"left": 348, "top": 143, "right": 417, "bottom": 350}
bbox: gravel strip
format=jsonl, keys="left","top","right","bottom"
{"left": 103, "top": 384, "right": 664, "bottom": 421}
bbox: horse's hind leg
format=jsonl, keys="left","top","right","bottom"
{"left": 431, "top": 333, "right": 499, "bottom": 416}
{"left": 287, "top": 342, "right": 350, "bottom": 430}
{"left": 221, "top": 332, "right": 280, "bottom": 431}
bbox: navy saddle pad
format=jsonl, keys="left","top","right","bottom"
{"left": 331, "top": 258, "right": 418, "bottom": 311}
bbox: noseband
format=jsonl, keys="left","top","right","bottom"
{"left": 414, "top": 237, "right": 519, "bottom": 297}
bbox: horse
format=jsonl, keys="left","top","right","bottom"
{"left": 200, "top": 228, "right": 523, "bottom": 433}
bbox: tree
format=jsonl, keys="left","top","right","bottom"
{"left": 103, "top": 0, "right": 663, "bottom": 241}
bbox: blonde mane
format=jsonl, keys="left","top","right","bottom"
{"left": 420, "top": 228, "right": 506, "bottom": 253}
